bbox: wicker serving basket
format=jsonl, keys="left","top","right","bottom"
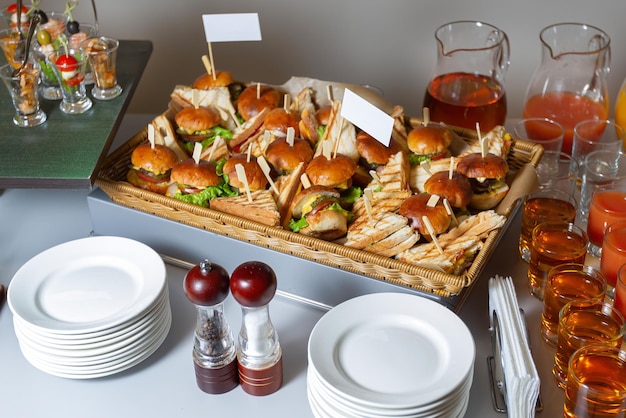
{"left": 96, "top": 118, "right": 542, "bottom": 297}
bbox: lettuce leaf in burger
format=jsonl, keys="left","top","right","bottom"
{"left": 174, "top": 105, "right": 233, "bottom": 154}
{"left": 288, "top": 186, "right": 352, "bottom": 240}
{"left": 406, "top": 122, "right": 453, "bottom": 166}
{"left": 168, "top": 157, "right": 237, "bottom": 207}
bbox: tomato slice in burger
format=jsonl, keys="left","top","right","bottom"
{"left": 136, "top": 170, "right": 169, "bottom": 184}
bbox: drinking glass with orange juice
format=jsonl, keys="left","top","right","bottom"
{"left": 600, "top": 221, "right": 626, "bottom": 289}
{"left": 615, "top": 264, "right": 626, "bottom": 319}
{"left": 579, "top": 151, "right": 626, "bottom": 222}
{"left": 587, "top": 185, "right": 626, "bottom": 258}
{"left": 522, "top": 23, "right": 611, "bottom": 155}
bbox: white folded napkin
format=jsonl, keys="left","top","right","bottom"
{"left": 489, "top": 275, "right": 540, "bottom": 418}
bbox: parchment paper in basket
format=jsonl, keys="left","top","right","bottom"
{"left": 274, "top": 76, "right": 394, "bottom": 114}
{"left": 495, "top": 162, "right": 539, "bottom": 216}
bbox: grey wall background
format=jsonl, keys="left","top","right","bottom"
{"left": 27, "top": 0, "right": 626, "bottom": 118}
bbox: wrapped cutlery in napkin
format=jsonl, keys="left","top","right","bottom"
{"left": 488, "top": 275, "right": 540, "bottom": 418}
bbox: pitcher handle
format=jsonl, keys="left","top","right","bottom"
{"left": 497, "top": 32, "right": 511, "bottom": 79}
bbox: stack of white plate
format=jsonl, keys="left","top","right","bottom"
{"left": 8, "top": 236, "right": 171, "bottom": 379}
{"left": 307, "top": 293, "right": 475, "bottom": 418}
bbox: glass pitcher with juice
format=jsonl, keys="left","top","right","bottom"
{"left": 614, "top": 78, "right": 626, "bottom": 149}
{"left": 523, "top": 23, "right": 611, "bottom": 155}
{"left": 423, "top": 20, "right": 510, "bottom": 131}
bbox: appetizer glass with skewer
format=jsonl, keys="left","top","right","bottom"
{"left": 0, "top": 3, "right": 30, "bottom": 31}
{"left": 0, "top": 60, "right": 47, "bottom": 127}
{"left": 33, "top": 12, "right": 70, "bottom": 100}
{"left": 0, "top": 28, "right": 25, "bottom": 69}
{"left": 80, "top": 36, "right": 122, "bottom": 100}
{"left": 47, "top": 47, "right": 92, "bottom": 114}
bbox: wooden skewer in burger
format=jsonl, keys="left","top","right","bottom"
{"left": 288, "top": 145, "right": 357, "bottom": 240}
{"left": 398, "top": 193, "right": 451, "bottom": 241}
{"left": 126, "top": 124, "right": 181, "bottom": 195}
{"left": 173, "top": 90, "right": 232, "bottom": 157}
{"left": 406, "top": 108, "right": 454, "bottom": 166}
{"left": 167, "top": 143, "right": 236, "bottom": 207}
{"left": 455, "top": 123, "right": 509, "bottom": 210}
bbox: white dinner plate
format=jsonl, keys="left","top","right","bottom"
{"left": 18, "top": 308, "right": 171, "bottom": 379}
{"left": 12, "top": 288, "right": 169, "bottom": 350}
{"left": 13, "top": 298, "right": 170, "bottom": 362}
{"left": 8, "top": 236, "right": 166, "bottom": 334}
{"left": 308, "top": 293, "right": 475, "bottom": 410}
{"left": 13, "top": 286, "right": 169, "bottom": 342}
{"left": 308, "top": 364, "right": 474, "bottom": 417}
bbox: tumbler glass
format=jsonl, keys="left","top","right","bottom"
{"left": 555, "top": 301, "right": 624, "bottom": 391}
{"left": 579, "top": 150, "right": 626, "bottom": 222}
{"left": 600, "top": 221, "right": 626, "bottom": 289}
{"left": 564, "top": 344, "right": 626, "bottom": 417}
{"left": 587, "top": 183, "right": 626, "bottom": 258}
{"left": 572, "top": 120, "right": 624, "bottom": 170}
{"left": 540, "top": 263, "right": 606, "bottom": 346}
{"left": 519, "top": 188, "right": 577, "bottom": 263}
{"left": 528, "top": 222, "right": 588, "bottom": 300}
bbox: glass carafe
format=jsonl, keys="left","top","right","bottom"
{"left": 423, "top": 20, "right": 510, "bottom": 132}
{"left": 615, "top": 78, "right": 626, "bottom": 149}
{"left": 522, "top": 23, "right": 611, "bottom": 155}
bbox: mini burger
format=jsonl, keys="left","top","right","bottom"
{"left": 265, "top": 137, "right": 314, "bottom": 175}
{"left": 399, "top": 193, "right": 451, "bottom": 240}
{"left": 299, "top": 105, "right": 332, "bottom": 145}
{"left": 167, "top": 158, "right": 236, "bottom": 207}
{"left": 222, "top": 154, "right": 268, "bottom": 192}
{"left": 305, "top": 154, "right": 357, "bottom": 191}
{"left": 263, "top": 108, "right": 300, "bottom": 137}
{"left": 289, "top": 185, "right": 351, "bottom": 240}
{"left": 423, "top": 171, "right": 473, "bottom": 210}
{"left": 192, "top": 70, "right": 233, "bottom": 89}
{"left": 406, "top": 123, "right": 453, "bottom": 166}
{"left": 174, "top": 105, "right": 233, "bottom": 154}
{"left": 126, "top": 143, "right": 179, "bottom": 195}
{"left": 355, "top": 131, "right": 403, "bottom": 171}
{"left": 456, "top": 152, "right": 509, "bottom": 210}
{"left": 237, "top": 84, "right": 281, "bottom": 122}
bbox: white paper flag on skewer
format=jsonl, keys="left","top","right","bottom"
{"left": 202, "top": 13, "right": 262, "bottom": 42}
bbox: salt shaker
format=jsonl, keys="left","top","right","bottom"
{"left": 183, "top": 259, "right": 238, "bottom": 394}
{"left": 230, "top": 261, "right": 283, "bottom": 396}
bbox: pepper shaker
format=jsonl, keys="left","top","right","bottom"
{"left": 230, "top": 261, "right": 283, "bottom": 396}
{"left": 183, "top": 259, "right": 238, "bottom": 394}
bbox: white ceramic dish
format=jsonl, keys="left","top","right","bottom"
{"left": 307, "top": 365, "right": 473, "bottom": 417}
{"left": 18, "top": 308, "right": 171, "bottom": 379}
{"left": 308, "top": 293, "right": 475, "bottom": 410}
{"left": 13, "top": 286, "right": 170, "bottom": 342}
{"left": 13, "top": 289, "right": 169, "bottom": 351}
{"left": 14, "top": 299, "right": 170, "bottom": 362}
{"left": 8, "top": 236, "right": 166, "bottom": 334}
